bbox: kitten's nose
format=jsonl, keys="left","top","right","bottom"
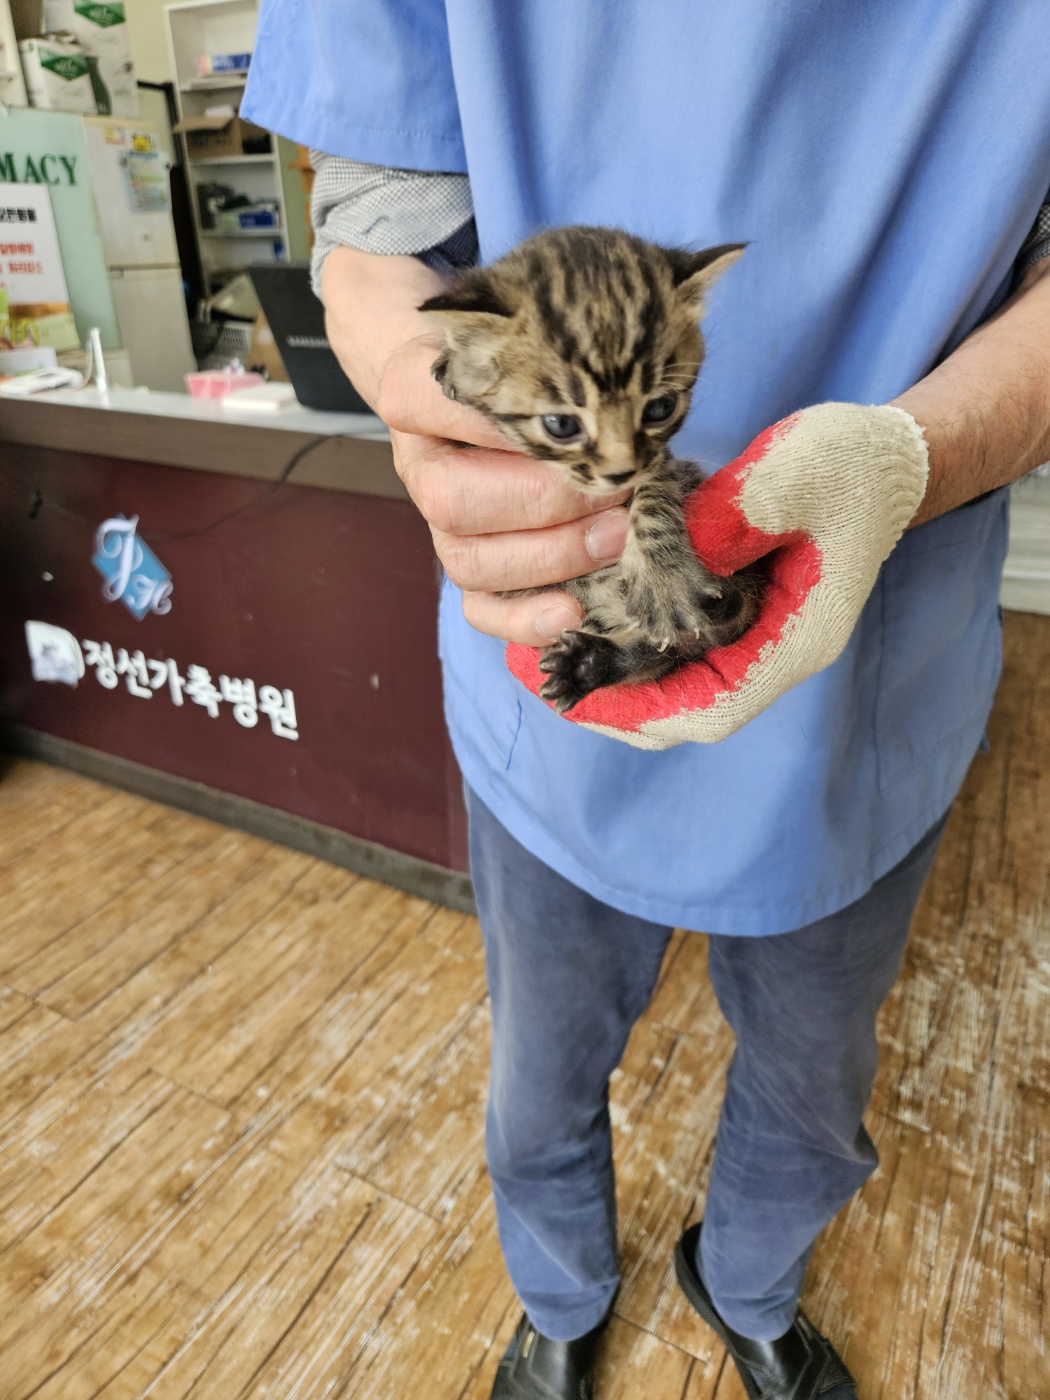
{"left": 603, "top": 465, "right": 637, "bottom": 486}
{"left": 599, "top": 459, "right": 641, "bottom": 487}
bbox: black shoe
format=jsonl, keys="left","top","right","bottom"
{"left": 674, "top": 1223, "right": 857, "bottom": 1399}
{"left": 490, "top": 1311, "right": 606, "bottom": 1399}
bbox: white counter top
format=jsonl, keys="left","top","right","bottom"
{"left": 0, "top": 382, "right": 405, "bottom": 498}
{"left": 27, "top": 386, "right": 390, "bottom": 442}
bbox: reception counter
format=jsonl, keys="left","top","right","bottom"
{"left": 0, "top": 388, "right": 472, "bottom": 910}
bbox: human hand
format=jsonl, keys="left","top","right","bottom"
{"left": 321, "top": 246, "right": 631, "bottom": 645}
{"left": 507, "top": 403, "right": 929, "bottom": 748}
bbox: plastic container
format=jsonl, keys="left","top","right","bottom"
{"left": 197, "top": 52, "right": 252, "bottom": 76}
{"left": 215, "top": 206, "right": 280, "bottom": 232}
{"left": 234, "top": 207, "right": 279, "bottom": 229}
{"left": 184, "top": 368, "right": 265, "bottom": 399}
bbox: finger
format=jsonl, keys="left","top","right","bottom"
{"left": 393, "top": 430, "right": 632, "bottom": 536}
{"left": 377, "top": 336, "right": 513, "bottom": 450}
{"left": 434, "top": 506, "right": 630, "bottom": 593}
{"left": 462, "top": 589, "right": 584, "bottom": 645}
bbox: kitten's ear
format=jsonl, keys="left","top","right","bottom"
{"left": 419, "top": 270, "right": 516, "bottom": 338}
{"left": 667, "top": 243, "right": 747, "bottom": 312}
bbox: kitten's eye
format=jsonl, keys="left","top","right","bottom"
{"left": 541, "top": 414, "right": 583, "bottom": 441}
{"left": 642, "top": 393, "right": 678, "bottom": 425}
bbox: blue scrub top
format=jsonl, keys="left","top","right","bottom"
{"left": 246, "top": 2, "right": 1050, "bottom": 935}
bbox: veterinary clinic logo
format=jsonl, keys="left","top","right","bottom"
{"left": 24, "top": 621, "right": 83, "bottom": 686}
{"left": 92, "top": 515, "right": 172, "bottom": 620}
{"left": 23, "top": 621, "right": 300, "bottom": 740}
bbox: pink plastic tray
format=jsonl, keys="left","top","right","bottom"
{"left": 185, "top": 370, "right": 266, "bottom": 400}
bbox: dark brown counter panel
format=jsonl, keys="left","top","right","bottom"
{"left": 0, "top": 397, "right": 471, "bottom": 910}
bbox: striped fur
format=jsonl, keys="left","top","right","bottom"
{"left": 420, "top": 227, "right": 759, "bottom": 710}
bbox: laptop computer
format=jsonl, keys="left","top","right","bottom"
{"left": 248, "top": 264, "right": 371, "bottom": 413}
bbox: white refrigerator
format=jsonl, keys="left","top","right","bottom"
{"left": 82, "top": 115, "right": 196, "bottom": 392}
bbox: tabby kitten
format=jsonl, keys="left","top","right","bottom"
{"left": 420, "top": 226, "right": 760, "bottom": 711}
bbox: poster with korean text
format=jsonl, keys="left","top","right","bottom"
{"left": 0, "top": 181, "right": 80, "bottom": 352}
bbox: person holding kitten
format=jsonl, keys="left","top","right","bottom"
{"left": 244, "top": 6, "right": 1050, "bottom": 1399}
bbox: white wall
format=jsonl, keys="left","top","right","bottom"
{"left": 126, "top": 0, "right": 175, "bottom": 84}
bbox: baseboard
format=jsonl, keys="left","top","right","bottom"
{"left": 1000, "top": 574, "right": 1050, "bottom": 616}
{"left": 1, "top": 726, "right": 476, "bottom": 915}
{"left": 1002, "top": 479, "right": 1050, "bottom": 617}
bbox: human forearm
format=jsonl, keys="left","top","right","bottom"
{"left": 894, "top": 260, "right": 1050, "bottom": 526}
{"left": 321, "top": 244, "right": 450, "bottom": 410}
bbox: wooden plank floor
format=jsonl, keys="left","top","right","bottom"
{"left": 1, "top": 611, "right": 1048, "bottom": 1400}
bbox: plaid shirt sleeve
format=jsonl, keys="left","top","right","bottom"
{"left": 308, "top": 151, "right": 477, "bottom": 295}
{"left": 1014, "top": 190, "right": 1050, "bottom": 284}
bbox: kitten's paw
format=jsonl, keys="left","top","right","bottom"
{"left": 693, "top": 574, "right": 762, "bottom": 649}
{"left": 627, "top": 571, "right": 755, "bottom": 653}
{"left": 626, "top": 593, "right": 700, "bottom": 652}
{"left": 538, "top": 631, "right": 619, "bottom": 712}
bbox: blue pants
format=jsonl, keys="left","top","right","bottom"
{"left": 467, "top": 788, "right": 945, "bottom": 1343}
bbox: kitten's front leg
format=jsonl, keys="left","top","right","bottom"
{"left": 619, "top": 488, "right": 725, "bottom": 651}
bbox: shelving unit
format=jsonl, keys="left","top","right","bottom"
{"left": 179, "top": 74, "right": 248, "bottom": 91}
{"left": 200, "top": 227, "right": 284, "bottom": 239}
{"left": 187, "top": 153, "right": 274, "bottom": 166}
{"left": 165, "top": 0, "right": 309, "bottom": 296}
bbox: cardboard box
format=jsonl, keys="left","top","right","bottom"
{"left": 19, "top": 36, "right": 97, "bottom": 113}
{"left": 173, "top": 113, "right": 271, "bottom": 162}
{"left": 41, "top": 0, "right": 139, "bottom": 117}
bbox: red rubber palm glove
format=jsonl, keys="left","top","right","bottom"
{"left": 507, "top": 402, "right": 929, "bottom": 749}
